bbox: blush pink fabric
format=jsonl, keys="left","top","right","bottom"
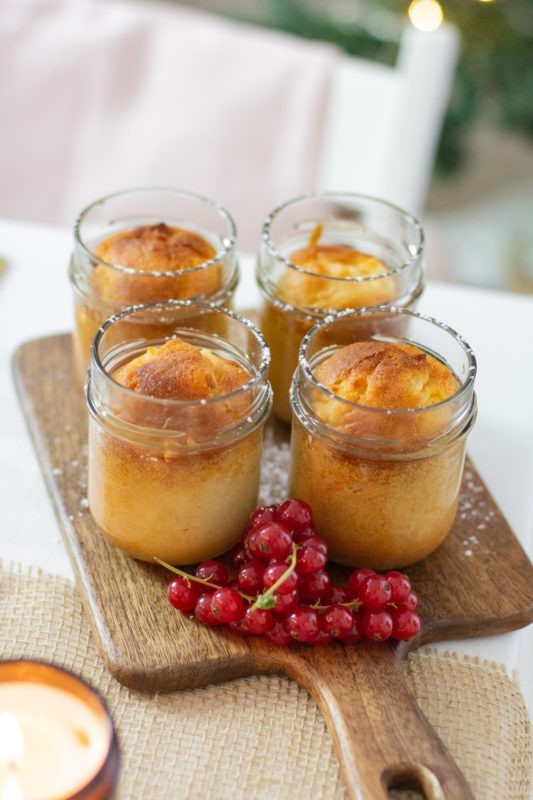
{"left": 0, "top": 0, "right": 340, "bottom": 250}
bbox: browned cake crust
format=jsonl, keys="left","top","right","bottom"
{"left": 111, "top": 338, "right": 252, "bottom": 437}
{"left": 291, "top": 244, "right": 385, "bottom": 277}
{"left": 312, "top": 341, "right": 459, "bottom": 446}
{"left": 113, "top": 339, "right": 249, "bottom": 401}
{"left": 93, "top": 223, "right": 216, "bottom": 272}
{"left": 276, "top": 243, "right": 395, "bottom": 310}
{"left": 315, "top": 341, "right": 458, "bottom": 411}
{"left": 90, "top": 223, "right": 221, "bottom": 305}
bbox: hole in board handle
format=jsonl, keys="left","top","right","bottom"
{"left": 384, "top": 763, "right": 445, "bottom": 800}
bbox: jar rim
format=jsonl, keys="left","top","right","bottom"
{"left": 255, "top": 271, "right": 425, "bottom": 319}
{"left": 74, "top": 187, "right": 237, "bottom": 278}
{"left": 90, "top": 299, "right": 271, "bottom": 412}
{"left": 297, "top": 306, "right": 477, "bottom": 420}
{"left": 261, "top": 191, "right": 425, "bottom": 283}
{"left": 0, "top": 658, "right": 113, "bottom": 727}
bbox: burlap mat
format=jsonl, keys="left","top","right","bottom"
{"left": 1, "top": 562, "right": 531, "bottom": 799}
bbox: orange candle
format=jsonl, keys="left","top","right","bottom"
{"left": 0, "top": 661, "right": 119, "bottom": 800}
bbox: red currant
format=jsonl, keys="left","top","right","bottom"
{"left": 271, "top": 589, "right": 300, "bottom": 615}
{"left": 263, "top": 564, "right": 299, "bottom": 594}
{"left": 211, "top": 587, "right": 245, "bottom": 623}
{"left": 278, "top": 498, "right": 313, "bottom": 533}
{"left": 310, "top": 627, "right": 333, "bottom": 646}
{"left": 323, "top": 584, "right": 352, "bottom": 605}
{"left": 340, "top": 616, "right": 362, "bottom": 644}
{"left": 237, "top": 560, "right": 266, "bottom": 595}
{"left": 402, "top": 591, "right": 419, "bottom": 611}
{"left": 251, "top": 522, "right": 293, "bottom": 560}
{"left": 391, "top": 608, "right": 421, "bottom": 641}
{"left": 163, "top": 497, "right": 424, "bottom": 652}
{"left": 347, "top": 568, "right": 376, "bottom": 596}
{"left": 357, "top": 575, "right": 392, "bottom": 609}
{"left": 167, "top": 576, "right": 201, "bottom": 612}
{"left": 244, "top": 529, "right": 260, "bottom": 559}
{"left": 195, "top": 560, "right": 228, "bottom": 586}
{"left": 384, "top": 571, "right": 412, "bottom": 604}
{"left": 295, "top": 533, "right": 328, "bottom": 554}
{"left": 231, "top": 542, "right": 248, "bottom": 567}
{"left": 242, "top": 606, "right": 275, "bottom": 635}
{"left": 299, "top": 570, "right": 331, "bottom": 603}
{"left": 359, "top": 608, "right": 393, "bottom": 642}
{"left": 249, "top": 504, "right": 279, "bottom": 529}
{"left": 264, "top": 619, "right": 293, "bottom": 647}
{"left": 228, "top": 617, "right": 250, "bottom": 636}
{"left": 321, "top": 605, "right": 355, "bottom": 639}
{"left": 284, "top": 606, "right": 320, "bottom": 643}
{"left": 296, "top": 546, "right": 327, "bottom": 575}
{"left": 194, "top": 593, "right": 220, "bottom": 626}
{"left": 294, "top": 523, "right": 316, "bottom": 537}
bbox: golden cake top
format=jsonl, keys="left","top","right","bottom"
{"left": 113, "top": 338, "right": 250, "bottom": 401}
{"left": 315, "top": 341, "right": 458, "bottom": 411}
{"left": 90, "top": 223, "right": 221, "bottom": 305}
{"left": 275, "top": 225, "right": 396, "bottom": 310}
{"left": 111, "top": 338, "right": 253, "bottom": 437}
{"left": 313, "top": 341, "right": 459, "bottom": 444}
{"left": 93, "top": 223, "right": 216, "bottom": 273}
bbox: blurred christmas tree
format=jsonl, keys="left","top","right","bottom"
{"left": 263, "top": 0, "right": 533, "bottom": 175}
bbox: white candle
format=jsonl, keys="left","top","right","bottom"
{"left": 0, "top": 662, "right": 118, "bottom": 800}
{"left": 1, "top": 774, "right": 23, "bottom": 800}
{"left": 0, "top": 712, "right": 23, "bottom": 800}
{"left": 0, "top": 712, "right": 24, "bottom": 762}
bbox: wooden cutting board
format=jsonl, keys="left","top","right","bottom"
{"left": 13, "top": 333, "right": 533, "bottom": 800}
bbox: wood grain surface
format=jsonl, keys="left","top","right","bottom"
{"left": 13, "top": 332, "right": 533, "bottom": 800}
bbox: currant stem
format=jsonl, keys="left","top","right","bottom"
{"left": 155, "top": 557, "right": 222, "bottom": 590}
{"left": 250, "top": 543, "right": 298, "bottom": 613}
{"left": 154, "top": 557, "right": 254, "bottom": 601}
{"left": 313, "top": 600, "right": 362, "bottom": 612}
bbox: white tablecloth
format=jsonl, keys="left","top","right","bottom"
{"left": 1, "top": 218, "right": 532, "bottom": 714}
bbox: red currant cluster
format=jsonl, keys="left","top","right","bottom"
{"left": 160, "top": 499, "right": 421, "bottom": 646}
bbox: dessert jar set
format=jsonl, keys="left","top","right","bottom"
{"left": 71, "top": 188, "right": 477, "bottom": 572}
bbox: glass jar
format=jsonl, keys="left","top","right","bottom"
{"left": 289, "top": 308, "right": 477, "bottom": 569}
{"left": 86, "top": 301, "right": 271, "bottom": 564}
{"left": 70, "top": 188, "right": 239, "bottom": 386}
{"left": 257, "top": 192, "right": 425, "bottom": 422}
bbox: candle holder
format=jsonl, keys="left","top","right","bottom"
{"left": 0, "top": 660, "right": 119, "bottom": 800}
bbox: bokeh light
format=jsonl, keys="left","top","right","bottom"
{"left": 408, "top": 0, "right": 444, "bottom": 31}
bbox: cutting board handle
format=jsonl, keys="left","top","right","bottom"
{"left": 274, "top": 643, "right": 475, "bottom": 800}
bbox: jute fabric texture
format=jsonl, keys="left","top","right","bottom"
{"left": 1, "top": 562, "right": 531, "bottom": 800}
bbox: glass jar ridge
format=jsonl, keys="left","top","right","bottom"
{"left": 289, "top": 307, "right": 477, "bottom": 569}
{"left": 86, "top": 301, "right": 272, "bottom": 565}
{"left": 256, "top": 192, "right": 425, "bottom": 423}
{"left": 70, "top": 187, "right": 239, "bottom": 385}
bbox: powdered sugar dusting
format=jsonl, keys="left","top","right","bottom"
{"left": 457, "top": 465, "right": 499, "bottom": 557}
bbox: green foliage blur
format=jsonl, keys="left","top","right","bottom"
{"left": 262, "top": 0, "right": 533, "bottom": 175}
